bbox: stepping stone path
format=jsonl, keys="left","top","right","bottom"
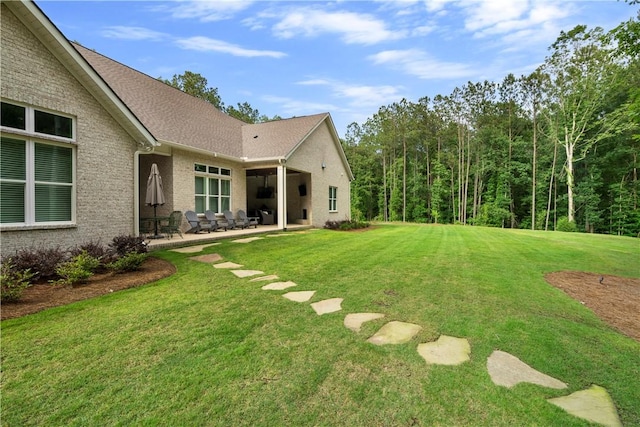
{"left": 170, "top": 243, "right": 220, "bottom": 253}
{"left": 190, "top": 246, "right": 623, "bottom": 427}
{"left": 310, "top": 298, "right": 343, "bottom": 315}
{"left": 487, "top": 350, "right": 567, "bottom": 389}
{"left": 189, "top": 253, "right": 223, "bottom": 263}
{"left": 213, "top": 262, "right": 243, "bottom": 269}
{"left": 344, "top": 313, "right": 385, "bottom": 332}
{"left": 231, "top": 270, "right": 264, "bottom": 278}
{"left": 262, "top": 281, "right": 297, "bottom": 290}
{"left": 249, "top": 275, "right": 279, "bottom": 282}
{"left": 233, "top": 237, "right": 263, "bottom": 244}
{"left": 417, "top": 335, "right": 471, "bottom": 366}
{"left": 367, "top": 321, "right": 422, "bottom": 345}
{"left": 548, "top": 385, "right": 622, "bottom": 427}
{"left": 282, "top": 291, "right": 316, "bottom": 302}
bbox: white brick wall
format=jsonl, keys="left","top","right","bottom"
{"left": 286, "top": 121, "right": 351, "bottom": 227}
{"left": 1, "top": 5, "right": 139, "bottom": 254}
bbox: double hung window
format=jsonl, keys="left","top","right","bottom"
{"left": 1, "top": 102, "right": 75, "bottom": 225}
{"left": 329, "top": 186, "right": 338, "bottom": 212}
{"left": 194, "top": 164, "right": 231, "bottom": 214}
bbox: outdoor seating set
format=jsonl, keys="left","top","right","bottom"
{"left": 185, "top": 210, "right": 259, "bottom": 234}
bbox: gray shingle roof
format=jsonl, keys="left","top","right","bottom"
{"left": 241, "top": 113, "right": 328, "bottom": 159}
{"left": 75, "top": 43, "right": 244, "bottom": 157}
{"left": 73, "top": 43, "right": 331, "bottom": 161}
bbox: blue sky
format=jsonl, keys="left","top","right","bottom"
{"left": 38, "top": 1, "right": 636, "bottom": 137}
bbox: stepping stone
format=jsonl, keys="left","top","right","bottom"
{"left": 367, "top": 321, "right": 422, "bottom": 345}
{"left": 344, "top": 313, "right": 385, "bottom": 332}
{"left": 266, "top": 234, "right": 292, "bottom": 238}
{"left": 171, "top": 243, "right": 220, "bottom": 253}
{"left": 189, "top": 253, "right": 223, "bottom": 263}
{"left": 548, "top": 385, "right": 622, "bottom": 427}
{"left": 249, "top": 275, "right": 279, "bottom": 282}
{"left": 213, "top": 262, "right": 243, "bottom": 269}
{"left": 233, "top": 237, "right": 263, "bottom": 243}
{"left": 262, "top": 281, "right": 297, "bottom": 290}
{"left": 417, "top": 335, "right": 471, "bottom": 365}
{"left": 310, "top": 298, "right": 343, "bottom": 315}
{"left": 283, "top": 291, "right": 316, "bottom": 302}
{"left": 231, "top": 270, "right": 265, "bottom": 278}
{"left": 487, "top": 350, "right": 567, "bottom": 389}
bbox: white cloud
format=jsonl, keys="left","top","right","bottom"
{"left": 160, "top": 0, "right": 254, "bottom": 22}
{"left": 101, "top": 26, "right": 168, "bottom": 41}
{"left": 368, "top": 49, "right": 474, "bottom": 80}
{"left": 262, "top": 95, "right": 339, "bottom": 115}
{"left": 296, "top": 78, "right": 404, "bottom": 108}
{"left": 175, "top": 36, "right": 286, "bottom": 58}
{"left": 272, "top": 8, "right": 406, "bottom": 45}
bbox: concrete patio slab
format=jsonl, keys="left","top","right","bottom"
{"left": 367, "top": 321, "right": 422, "bottom": 345}
{"left": 417, "top": 335, "right": 471, "bottom": 365}
{"left": 487, "top": 350, "right": 567, "bottom": 389}
{"left": 231, "top": 270, "right": 265, "bottom": 278}
{"left": 262, "top": 281, "right": 297, "bottom": 290}
{"left": 311, "top": 298, "right": 343, "bottom": 315}
{"left": 189, "top": 253, "right": 223, "bottom": 263}
{"left": 170, "top": 243, "right": 220, "bottom": 253}
{"left": 249, "top": 275, "right": 279, "bottom": 282}
{"left": 548, "top": 385, "right": 622, "bottom": 427}
{"left": 213, "top": 262, "right": 243, "bottom": 269}
{"left": 344, "top": 313, "right": 385, "bottom": 332}
{"left": 283, "top": 291, "right": 316, "bottom": 302}
{"left": 233, "top": 237, "right": 264, "bottom": 243}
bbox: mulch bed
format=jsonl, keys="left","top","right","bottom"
{"left": 545, "top": 271, "right": 640, "bottom": 342}
{"left": 1, "top": 257, "right": 176, "bottom": 320}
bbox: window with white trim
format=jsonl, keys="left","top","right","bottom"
{"left": 194, "top": 163, "right": 231, "bottom": 214}
{"left": 1, "top": 101, "right": 75, "bottom": 226}
{"left": 329, "top": 186, "right": 338, "bottom": 212}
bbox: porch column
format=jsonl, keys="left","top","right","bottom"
{"left": 277, "top": 164, "right": 287, "bottom": 230}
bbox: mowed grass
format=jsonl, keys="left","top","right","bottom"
{"left": 2, "top": 224, "right": 639, "bottom": 426}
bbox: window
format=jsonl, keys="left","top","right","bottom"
{"left": 194, "top": 163, "right": 231, "bottom": 214}
{"left": 329, "top": 186, "right": 337, "bottom": 212}
{"left": 1, "top": 101, "right": 74, "bottom": 139}
{"left": 1, "top": 137, "right": 74, "bottom": 224}
{"left": 1, "top": 101, "right": 75, "bottom": 226}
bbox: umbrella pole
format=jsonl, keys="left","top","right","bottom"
{"left": 153, "top": 204, "right": 159, "bottom": 237}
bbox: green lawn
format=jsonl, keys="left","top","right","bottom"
{"left": 2, "top": 225, "right": 639, "bottom": 426}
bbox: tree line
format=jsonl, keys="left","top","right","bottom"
{"left": 342, "top": 15, "right": 639, "bottom": 236}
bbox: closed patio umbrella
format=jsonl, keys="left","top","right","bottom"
{"left": 145, "top": 163, "right": 166, "bottom": 238}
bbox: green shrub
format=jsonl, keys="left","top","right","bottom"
{"left": 0, "top": 260, "right": 35, "bottom": 302}
{"left": 108, "top": 252, "right": 148, "bottom": 273}
{"left": 324, "top": 219, "right": 369, "bottom": 231}
{"left": 556, "top": 216, "right": 578, "bottom": 232}
{"left": 54, "top": 251, "right": 101, "bottom": 286}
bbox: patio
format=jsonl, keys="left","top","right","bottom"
{"left": 145, "top": 223, "right": 311, "bottom": 251}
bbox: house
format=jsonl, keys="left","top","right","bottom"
{"left": 0, "top": 0, "right": 353, "bottom": 254}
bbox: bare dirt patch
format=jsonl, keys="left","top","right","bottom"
{"left": 545, "top": 271, "right": 640, "bottom": 342}
{"left": 1, "top": 257, "right": 176, "bottom": 320}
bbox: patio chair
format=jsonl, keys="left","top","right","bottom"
{"left": 204, "top": 210, "right": 221, "bottom": 232}
{"left": 259, "top": 209, "right": 275, "bottom": 225}
{"left": 185, "top": 210, "right": 212, "bottom": 234}
{"left": 221, "top": 210, "right": 237, "bottom": 230}
{"left": 160, "top": 210, "right": 183, "bottom": 239}
{"left": 237, "top": 210, "right": 259, "bottom": 228}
